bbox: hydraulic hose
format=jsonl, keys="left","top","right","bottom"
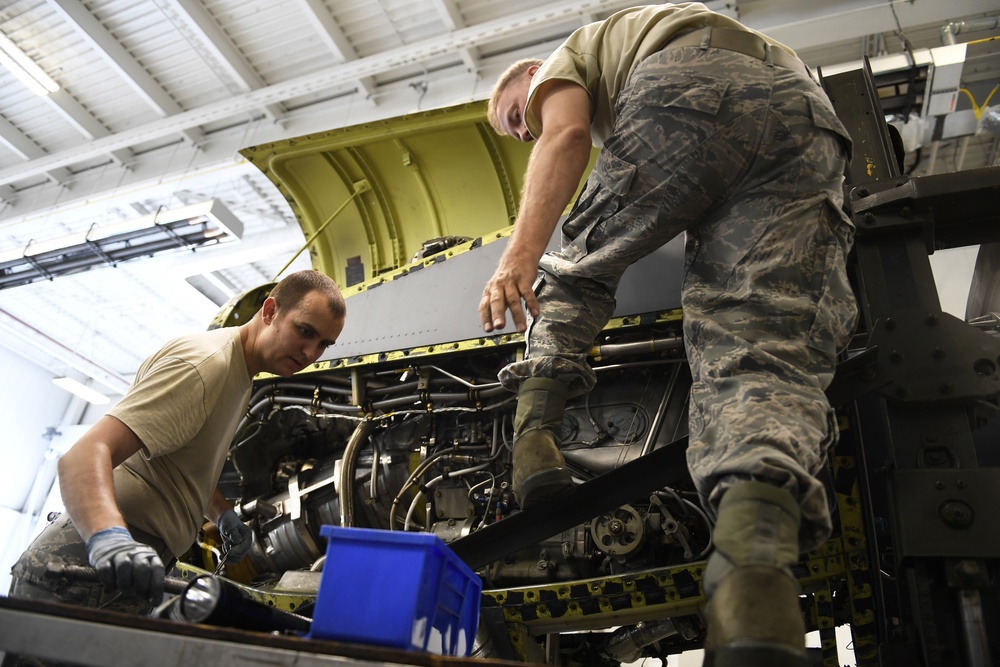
{"left": 337, "top": 418, "right": 376, "bottom": 527}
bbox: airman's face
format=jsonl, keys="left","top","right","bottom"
{"left": 261, "top": 291, "right": 344, "bottom": 377}
{"left": 496, "top": 69, "right": 537, "bottom": 143}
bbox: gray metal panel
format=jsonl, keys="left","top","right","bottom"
{"left": 326, "top": 234, "right": 684, "bottom": 360}
{"left": 0, "top": 605, "right": 466, "bottom": 667}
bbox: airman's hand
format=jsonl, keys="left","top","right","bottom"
{"left": 217, "top": 509, "right": 254, "bottom": 563}
{"left": 480, "top": 251, "right": 540, "bottom": 333}
{"left": 86, "top": 527, "right": 164, "bottom": 601}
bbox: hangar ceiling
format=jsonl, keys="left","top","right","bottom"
{"left": 0, "top": 0, "right": 998, "bottom": 396}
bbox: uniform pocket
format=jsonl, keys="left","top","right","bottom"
{"left": 674, "top": 78, "right": 728, "bottom": 114}
{"left": 806, "top": 198, "right": 858, "bottom": 358}
{"left": 807, "top": 94, "right": 852, "bottom": 160}
{"left": 621, "top": 55, "right": 731, "bottom": 118}
{"left": 560, "top": 150, "right": 637, "bottom": 263}
{"left": 594, "top": 150, "right": 637, "bottom": 196}
{"left": 645, "top": 75, "right": 730, "bottom": 116}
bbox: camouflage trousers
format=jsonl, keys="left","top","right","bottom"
{"left": 499, "top": 43, "right": 858, "bottom": 552}
{"left": 5, "top": 514, "right": 173, "bottom": 666}
{"left": 7, "top": 512, "right": 163, "bottom": 614}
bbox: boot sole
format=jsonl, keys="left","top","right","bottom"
{"left": 518, "top": 468, "right": 574, "bottom": 509}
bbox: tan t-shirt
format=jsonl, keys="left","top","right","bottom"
{"left": 525, "top": 2, "right": 796, "bottom": 146}
{"left": 109, "top": 327, "right": 251, "bottom": 556}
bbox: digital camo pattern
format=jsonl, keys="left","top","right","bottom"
{"left": 7, "top": 513, "right": 156, "bottom": 616}
{"left": 499, "top": 43, "right": 858, "bottom": 552}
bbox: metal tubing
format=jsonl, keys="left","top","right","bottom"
{"left": 337, "top": 419, "right": 376, "bottom": 527}
{"left": 959, "top": 587, "right": 992, "bottom": 667}
{"left": 640, "top": 367, "right": 680, "bottom": 457}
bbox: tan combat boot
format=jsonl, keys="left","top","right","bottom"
{"left": 512, "top": 378, "right": 574, "bottom": 508}
{"left": 702, "top": 481, "right": 810, "bottom": 667}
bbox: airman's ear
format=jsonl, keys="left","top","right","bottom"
{"left": 262, "top": 296, "right": 278, "bottom": 324}
{"left": 527, "top": 64, "right": 540, "bottom": 77}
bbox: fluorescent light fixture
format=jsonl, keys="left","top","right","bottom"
{"left": 0, "top": 31, "right": 59, "bottom": 96}
{"left": 0, "top": 199, "right": 245, "bottom": 290}
{"left": 186, "top": 271, "right": 239, "bottom": 306}
{"left": 53, "top": 377, "right": 111, "bottom": 405}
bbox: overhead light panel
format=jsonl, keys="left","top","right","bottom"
{"left": 53, "top": 377, "right": 111, "bottom": 405}
{"left": 926, "top": 43, "right": 968, "bottom": 116}
{"left": 186, "top": 271, "right": 239, "bottom": 307}
{"left": 0, "top": 30, "right": 59, "bottom": 96}
{"left": 0, "top": 199, "right": 245, "bottom": 290}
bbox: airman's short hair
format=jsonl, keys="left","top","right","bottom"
{"left": 269, "top": 270, "right": 345, "bottom": 319}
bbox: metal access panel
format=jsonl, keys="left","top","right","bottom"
{"left": 325, "top": 233, "right": 685, "bottom": 361}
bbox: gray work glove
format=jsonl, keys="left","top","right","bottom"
{"left": 86, "top": 526, "right": 164, "bottom": 601}
{"left": 217, "top": 509, "right": 254, "bottom": 563}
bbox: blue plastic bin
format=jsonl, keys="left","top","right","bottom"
{"left": 308, "top": 526, "right": 481, "bottom": 656}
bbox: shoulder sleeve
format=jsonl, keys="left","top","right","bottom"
{"left": 108, "top": 356, "right": 209, "bottom": 458}
{"left": 525, "top": 47, "right": 595, "bottom": 139}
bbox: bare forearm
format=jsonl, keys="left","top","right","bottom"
{"left": 507, "top": 126, "right": 593, "bottom": 263}
{"left": 480, "top": 80, "right": 593, "bottom": 332}
{"left": 59, "top": 444, "right": 126, "bottom": 542}
{"left": 58, "top": 415, "right": 145, "bottom": 542}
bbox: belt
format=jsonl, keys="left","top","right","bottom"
{"left": 670, "top": 27, "right": 810, "bottom": 79}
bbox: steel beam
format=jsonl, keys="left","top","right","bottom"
{"left": 48, "top": 0, "right": 197, "bottom": 126}
{"left": 0, "top": 0, "right": 642, "bottom": 186}
{"left": 162, "top": 0, "right": 284, "bottom": 122}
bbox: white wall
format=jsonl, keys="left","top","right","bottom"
{"left": 0, "top": 345, "right": 114, "bottom": 594}
{"left": 0, "top": 347, "right": 72, "bottom": 510}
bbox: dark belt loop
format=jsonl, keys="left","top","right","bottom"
{"left": 763, "top": 41, "right": 774, "bottom": 68}
{"left": 699, "top": 26, "right": 712, "bottom": 51}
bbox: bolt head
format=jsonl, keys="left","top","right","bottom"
{"left": 939, "top": 500, "right": 974, "bottom": 528}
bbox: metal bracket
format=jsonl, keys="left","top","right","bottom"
{"left": 850, "top": 179, "right": 918, "bottom": 214}
{"left": 865, "top": 311, "right": 1000, "bottom": 403}
{"left": 849, "top": 178, "right": 935, "bottom": 253}
{"left": 891, "top": 468, "right": 1000, "bottom": 558}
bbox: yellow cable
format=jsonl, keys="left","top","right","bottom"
{"left": 958, "top": 84, "right": 999, "bottom": 120}
{"left": 954, "top": 35, "right": 1000, "bottom": 120}
{"left": 967, "top": 35, "right": 1000, "bottom": 47}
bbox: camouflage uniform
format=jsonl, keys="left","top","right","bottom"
{"left": 8, "top": 513, "right": 165, "bottom": 615}
{"left": 5, "top": 514, "right": 174, "bottom": 666}
{"left": 499, "top": 42, "right": 858, "bottom": 551}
